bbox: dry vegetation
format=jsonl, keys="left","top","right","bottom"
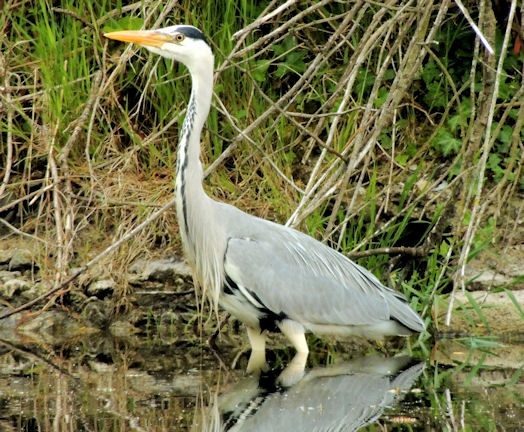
{"left": 0, "top": 0, "right": 523, "bottom": 327}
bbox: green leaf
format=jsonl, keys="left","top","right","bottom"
{"left": 355, "top": 68, "right": 375, "bottom": 96}
{"left": 421, "top": 59, "right": 439, "bottom": 85}
{"left": 447, "top": 114, "right": 459, "bottom": 132}
{"left": 497, "top": 125, "right": 512, "bottom": 148}
{"left": 273, "top": 37, "right": 307, "bottom": 77}
{"left": 395, "top": 153, "right": 409, "bottom": 166}
{"left": 103, "top": 16, "right": 144, "bottom": 32}
{"left": 439, "top": 240, "right": 449, "bottom": 257}
{"left": 374, "top": 87, "right": 388, "bottom": 108}
{"left": 384, "top": 69, "right": 396, "bottom": 80}
{"left": 251, "top": 60, "right": 270, "bottom": 82}
{"left": 273, "top": 36, "right": 295, "bottom": 56}
{"left": 424, "top": 81, "right": 447, "bottom": 108}
{"left": 431, "top": 128, "right": 462, "bottom": 156}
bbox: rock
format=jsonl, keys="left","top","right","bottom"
{"left": 19, "top": 281, "right": 49, "bottom": 300}
{"left": 464, "top": 245, "right": 524, "bottom": 291}
{"left": 434, "top": 289, "right": 524, "bottom": 335}
{"left": 0, "top": 250, "right": 13, "bottom": 265}
{"left": 8, "top": 250, "right": 33, "bottom": 270}
{"left": 0, "top": 270, "right": 21, "bottom": 282}
{"left": 88, "top": 361, "right": 115, "bottom": 373}
{"left": 129, "top": 258, "right": 192, "bottom": 283}
{"left": 160, "top": 310, "right": 179, "bottom": 327}
{"left": 0, "top": 307, "right": 22, "bottom": 330}
{"left": 1, "top": 279, "right": 32, "bottom": 299}
{"left": 83, "top": 300, "right": 110, "bottom": 328}
{"left": 171, "top": 374, "right": 203, "bottom": 394}
{"left": 16, "top": 310, "right": 97, "bottom": 344}
{"left": 464, "top": 264, "right": 512, "bottom": 289}
{"left": 87, "top": 278, "right": 115, "bottom": 298}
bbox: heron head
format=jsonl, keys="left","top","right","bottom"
{"left": 104, "top": 25, "right": 212, "bottom": 71}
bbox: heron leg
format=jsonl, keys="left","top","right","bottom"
{"left": 246, "top": 326, "right": 266, "bottom": 373}
{"left": 278, "top": 319, "right": 309, "bottom": 354}
{"left": 246, "top": 326, "right": 266, "bottom": 352}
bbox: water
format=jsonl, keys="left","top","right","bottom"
{"left": 0, "top": 326, "right": 521, "bottom": 431}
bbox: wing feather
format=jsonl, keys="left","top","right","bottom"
{"left": 216, "top": 203, "right": 425, "bottom": 332}
{"left": 223, "top": 226, "right": 392, "bottom": 327}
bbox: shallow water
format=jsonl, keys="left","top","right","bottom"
{"left": 0, "top": 328, "right": 522, "bottom": 431}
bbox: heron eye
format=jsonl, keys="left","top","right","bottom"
{"left": 174, "top": 33, "right": 185, "bottom": 43}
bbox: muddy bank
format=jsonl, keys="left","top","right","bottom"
{"left": 434, "top": 289, "right": 524, "bottom": 336}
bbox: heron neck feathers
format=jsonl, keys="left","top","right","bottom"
{"left": 174, "top": 54, "right": 223, "bottom": 309}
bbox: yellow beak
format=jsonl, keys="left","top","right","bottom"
{"left": 104, "top": 30, "right": 171, "bottom": 47}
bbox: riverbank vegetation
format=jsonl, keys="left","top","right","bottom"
{"left": 1, "top": 1, "right": 523, "bottom": 339}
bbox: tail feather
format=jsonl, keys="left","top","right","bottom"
{"left": 388, "top": 296, "right": 425, "bottom": 333}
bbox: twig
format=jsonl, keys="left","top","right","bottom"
{"left": 0, "top": 217, "right": 48, "bottom": 244}
{"left": 0, "top": 55, "right": 13, "bottom": 200}
{"left": 454, "top": 0, "right": 495, "bottom": 55}
{"left": 346, "top": 245, "right": 431, "bottom": 259}
{"left": 52, "top": 7, "right": 95, "bottom": 30}
{"left": 285, "top": 107, "right": 371, "bottom": 118}
{"left": 58, "top": 71, "right": 103, "bottom": 166}
{"left": 204, "top": 2, "right": 360, "bottom": 178}
{"left": 0, "top": 184, "right": 54, "bottom": 213}
{"left": 0, "top": 339, "right": 76, "bottom": 380}
{"left": 233, "top": 0, "right": 297, "bottom": 39}
{"left": 213, "top": 93, "right": 305, "bottom": 194}
{"left": 233, "top": 0, "right": 333, "bottom": 58}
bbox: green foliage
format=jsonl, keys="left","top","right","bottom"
{"left": 103, "top": 16, "right": 144, "bottom": 32}
{"left": 431, "top": 127, "right": 462, "bottom": 156}
{"left": 416, "top": 17, "right": 522, "bottom": 190}
{"left": 273, "top": 36, "right": 307, "bottom": 78}
{"left": 251, "top": 36, "right": 307, "bottom": 83}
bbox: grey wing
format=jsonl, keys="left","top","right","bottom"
{"left": 223, "top": 224, "right": 424, "bottom": 331}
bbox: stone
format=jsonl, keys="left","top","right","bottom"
{"left": 433, "top": 339, "right": 524, "bottom": 370}
{"left": 109, "top": 320, "right": 140, "bottom": 337}
{"left": 87, "top": 278, "right": 115, "bottom": 298}
{"left": 83, "top": 300, "right": 110, "bottom": 328}
{"left": 0, "top": 270, "right": 21, "bottom": 282}
{"left": 129, "top": 258, "right": 192, "bottom": 282}
{"left": 20, "top": 281, "right": 51, "bottom": 300}
{"left": 1, "top": 279, "right": 32, "bottom": 299}
{"left": 0, "top": 250, "right": 13, "bottom": 265}
{"left": 8, "top": 250, "right": 33, "bottom": 270}
{"left": 464, "top": 245, "right": 524, "bottom": 291}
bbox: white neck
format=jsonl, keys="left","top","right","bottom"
{"left": 174, "top": 49, "right": 223, "bottom": 308}
{"left": 175, "top": 55, "right": 214, "bottom": 249}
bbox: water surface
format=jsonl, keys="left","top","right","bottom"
{"left": 0, "top": 326, "right": 521, "bottom": 430}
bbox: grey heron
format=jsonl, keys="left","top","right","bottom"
{"left": 104, "top": 25, "right": 426, "bottom": 356}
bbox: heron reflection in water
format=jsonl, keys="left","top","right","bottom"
{"left": 194, "top": 354, "right": 424, "bottom": 431}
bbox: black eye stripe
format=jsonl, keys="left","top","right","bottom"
{"left": 176, "top": 25, "right": 207, "bottom": 44}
